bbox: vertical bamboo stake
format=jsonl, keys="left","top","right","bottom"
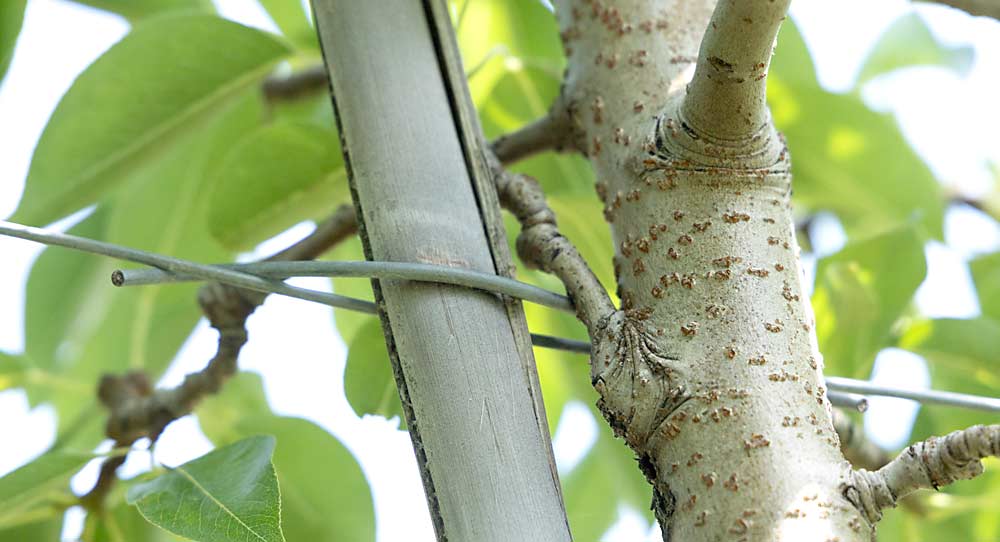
{"left": 312, "top": 2, "right": 572, "bottom": 540}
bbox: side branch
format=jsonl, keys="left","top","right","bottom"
{"left": 832, "top": 409, "right": 890, "bottom": 471}
{"left": 100, "top": 205, "right": 357, "bottom": 443}
{"left": 846, "top": 424, "right": 1000, "bottom": 525}
{"left": 82, "top": 205, "right": 357, "bottom": 508}
{"left": 262, "top": 64, "right": 328, "bottom": 103}
{"left": 491, "top": 112, "right": 575, "bottom": 166}
{"left": 496, "top": 170, "right": 615, "bottom": 331}
{"left": 682, "top": 0, "right": 792, "bottom": 140}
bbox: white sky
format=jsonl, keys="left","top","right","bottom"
{"left": 0, "top": 1, "right": 998, "bottom": 541}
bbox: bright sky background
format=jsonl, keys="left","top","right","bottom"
{"left": 0, "top": 1, "right": 998, "bottom": 541}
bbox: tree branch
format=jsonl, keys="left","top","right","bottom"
{"left": 846, "top": 424, "right": 1000, "bottom": 525}
{"left": 495, "top": 169, "right": 615, "bottom": 331}
{"left": 916, "top": 0, "right": 1000, "bottom": 20}
{"left": 832, "top": 409, "right": 890, "bottom": 471}
{"left": 80, "top": 205, "right": 357, "bottom": 509}
{"left": 490, "top": 113, "right": 575, "bottom": 166}
{"left": 261, "top": 64, "right": 329, "bottom": 103}
{"left": 261, "top": 204, "right": 358, "bottom": 261}
{"left": 682, "top": 0, "right": 792, "bottom": 141}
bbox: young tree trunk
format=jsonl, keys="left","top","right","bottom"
{"left": 544, "top": 1, "right": 868, "bottom": 540}
{"left": 312, "top": 1, "right": 571, "bottom": 540}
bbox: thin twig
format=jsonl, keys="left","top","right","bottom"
{"left": 490, "top": 114, "right": 574, "bottom": 165}
{"left": 831, "top": 409, "right": 890, "bottom": 471}
{"left": 847, "top": 424, "right": 1000, "bottom": 525}
{"left": 529, "top": 333, "right": 590, "bottom": 353}
{"left": 495, "top": 169, "right": 616, "bottom": 331}
{"left": 831, "top": 409, "right": 928, "bottom": 514}
{"left": 78, "top": 205, "right": 358, "bottom": 510}
{"left": 262, "top": 64, "right": 328, "bottom": 103}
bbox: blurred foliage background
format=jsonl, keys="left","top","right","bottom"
{"left": 0, "top": 0, "right": 997, "bottom": 540}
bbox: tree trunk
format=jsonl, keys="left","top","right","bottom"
{"left": 551, "top": 1, "right": 869, "bottom": 540}
{"left": 312, "top": 1, "right": 571, "bottom": 540}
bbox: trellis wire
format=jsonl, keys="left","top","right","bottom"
{"left": 2, "top": 220, "right": 998, "bottom": 413}
{"left": 0, "top": 221, "right": 375, "bottom": 314}
{"left": 826, "top": 377, "right": 1000, "bottom": 413}
{"left": 114, "top": 261, "right": 574, "bottom": 312}
{"left": 829, "top": 392, "right": 868, "bottom": 412}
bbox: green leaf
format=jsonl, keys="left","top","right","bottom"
{"left": 457, "top": 0, "right": 563, "bottom": 108}
{"left": 34, "top": 95, "right": 254, "bottom": 450}
{"left": 127, "top": 436, "right": 285, "bottom": 542}
{"left": 812, "top": 226, "right": 926, "bottom": 377}
{"left": 207, "top": 121, "right": 348, "bottom": 250}
{"left": 196, "top": 372, "right": 273, "bottom": 444}
{"left": 85, "top": 498, "right": 186, "bottom": 542}
{"left": 196, "top": 377, "right": 376, "bottom": 542}
{"left": 905, "top": 320, "right": 998, "bottom": 445}
{"left": 24, "top": 209, "right": 113, "bottom": 376}
{"left": 0, "top": 518, "right": 63, "bottom": 542}
{"left": 769, "top": 21, "right": 945, "bottom": 237}
{"left": 528, "top": 310, "right": 586, "bottom": 434}
{"left": 900, "top": 318, "right": 1000, "bottom": 418}
{"left": 0, "top": 450, "right": 94, "bottom": 529}
{"left": 267, "top": 90, "right": 335, "bottom": 127}
{"left": 969, "top": 251, "right": 1000, "bottom": 321}
{"left": 257, "top": 0, "right": 315, "bottom": 49}
{"left": 11, "top": 13, "right": 291, "bottom": 226}
{"left": 344, "top": 318, "right": 405, "bottom": 426}
{"left": 231, "top": 416, "right": 375, "bottom": 542}
{"left": 0, "top": 352, "right": 27, "bottom": 391}
{"left": 69, "top": 0, "right": 214, "bottom": 22}
{"left": 0, "top": 0, "right": 26, "bottom": 85}
{"left": 562, "top": 407, "right": 653, "bottom": 538}
{"left": 462, "top": 2, "right": 588, "bottom": 198}
{"left": 477, "top": 65, "right": 596, "bottom": 197}
{"left": 521, "top": 281, "right": 592, "bottom": 434}
{"left": 561, "top": 431, "right": 619, "bottom": 540}
{"left": 902, "top": 317, "right": 1000, "bottom": 372}
{"left": 856, "top": 13, "right": 974, "bottom": 87}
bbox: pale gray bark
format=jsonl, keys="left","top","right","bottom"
{"left": 548, "top": 1, "right": 865, "bottom": 540}
{"left": 523, "top": 1, "right": 999, "bottom": 540}
{"left": 312, "top": 1, "right": 570, "bottom": 540}
{"left": 683, "top": 0, "right": 792, "bottom": 141}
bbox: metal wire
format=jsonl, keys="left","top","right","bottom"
{"left": 0, "top": 221, "right": 375, "bottom": 314}
{"left": 114, "top": 261, "right": 574, "bottom": 313}
{"left": 4, "top": 219, "right": 999, "bottom": 413}
{"left": 828, "top": 391, "right": 868, "bottom": 412}
{"left": 825, "top": 376, "right": 1000, "bottom": 413}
